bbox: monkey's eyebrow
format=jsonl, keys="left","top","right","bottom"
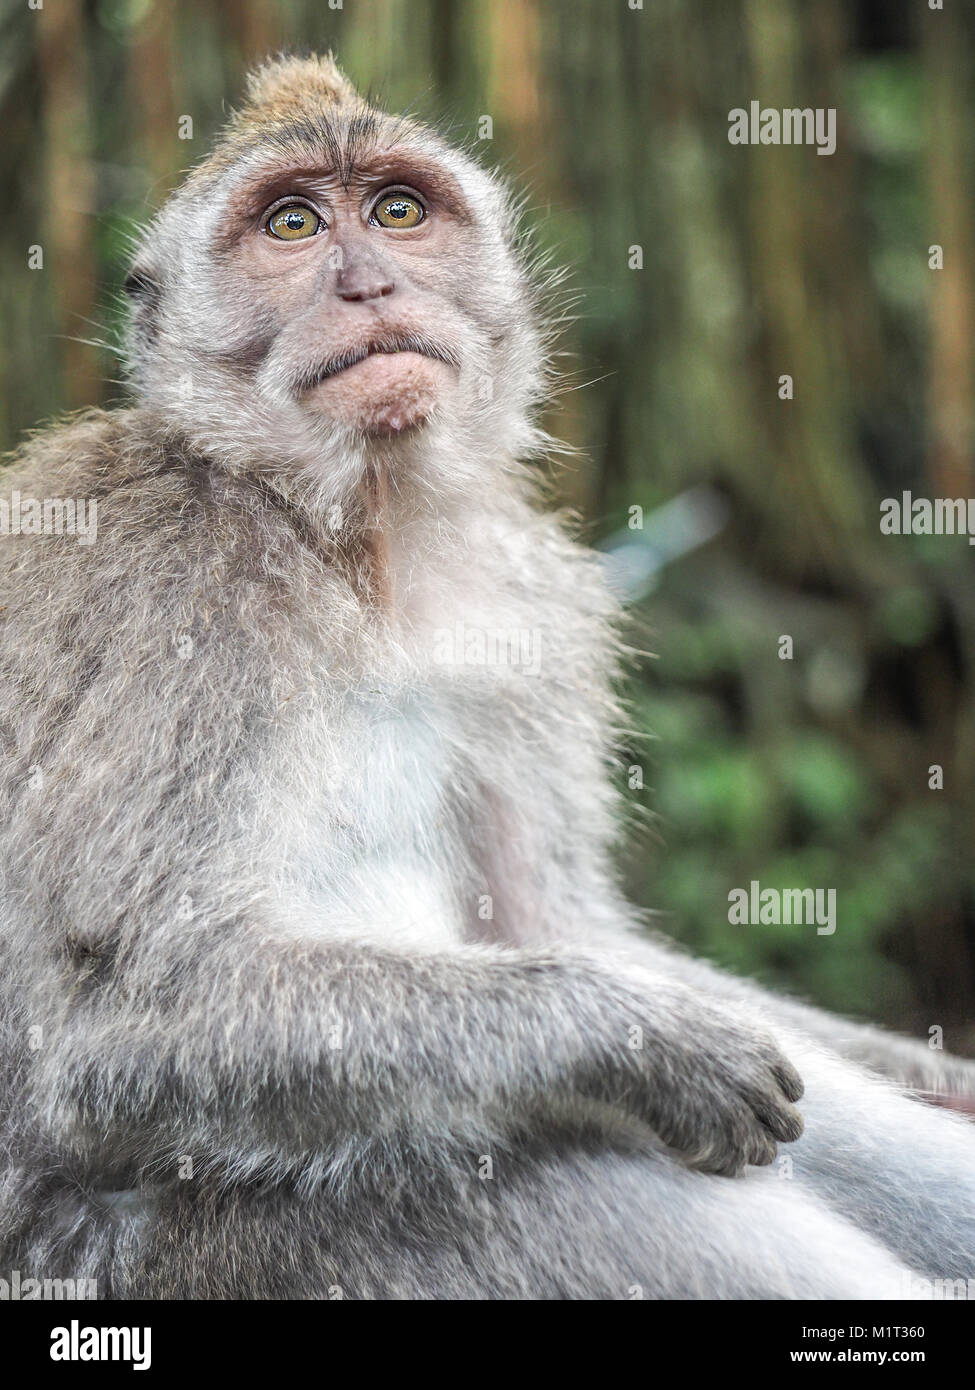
{"left": 353, "top": 150, "right": 473, "bottom": 219}
{"left": 225, "top": 151, "right": 473, "bottom": 224}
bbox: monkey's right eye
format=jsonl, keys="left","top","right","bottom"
{"left": 266, "top": 204, "right": 321, "bottom": 240}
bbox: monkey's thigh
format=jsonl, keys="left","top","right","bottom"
{"left": 119, "top": 1145, "right": 916, "bottom": 1300}
{"left": 781, "top": 1040, "right": 975, "bottom": 1282}
{"left": 423, "top": 1145, "right": 918, "bottom": 1299}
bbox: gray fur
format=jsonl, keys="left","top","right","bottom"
{"left": 1, "top": 55, "right": 972, "bottom": 1300}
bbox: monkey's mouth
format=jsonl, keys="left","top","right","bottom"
{"left": 295, "top": 333, "right": 460, "bottom": 394}
{"left": 296, "top": 333, "right": 460, "bottom": 435}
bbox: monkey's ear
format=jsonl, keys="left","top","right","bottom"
{"left": 242, "top": 53, "right": 358, "bottom": 116}
{"left": 123, "top": 267, "right": 160, "bottom": 304}
{"left": 123, "top": 262, "right": 163, "bottom": 367}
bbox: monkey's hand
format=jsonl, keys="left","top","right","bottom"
{"left": 571, "top": 968, "right": 805, "bottom": 1176}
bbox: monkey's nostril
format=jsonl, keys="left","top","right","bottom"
{"left": 337, "top": 280, "right": 395, "bottom": 303}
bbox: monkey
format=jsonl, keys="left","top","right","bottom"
{"left": 1, "top": 53, "right": 974, "bottom": 1301}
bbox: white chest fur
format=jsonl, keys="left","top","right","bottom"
{"left": 283, "top": 683, "right": 468, "bottom": 948}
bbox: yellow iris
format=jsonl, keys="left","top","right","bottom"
{"left": 373, "top": 194, "right": 424, "bottom": 229}
{"left": 267, "top": 204, "right": 320, "bottom": 240}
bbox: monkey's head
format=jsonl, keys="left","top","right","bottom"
{"left": 125, "top": 54, "right": 546, "bottom": 507}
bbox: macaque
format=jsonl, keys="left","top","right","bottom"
{"left": 1, "top": 55, "right": 973, "bottom": 1300}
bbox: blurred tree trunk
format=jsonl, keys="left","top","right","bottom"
{"left": 744, "top": 0, "right": 868, "bottom": 577}
{"left": 37, "top": 0, "right": 99, "bottom": 410}
{"left": 431, "top": 0, "right": 462, "bottom": 102}
{"left": 225, "top": 0, "right": 280, "bottom": 68}
{"left": 484, "top": 0, "right": 542, "bottom": 163}
{"left": 923, "top": 5, "right": 975, "bottom": 500}
{"left": 130, "top": 1, "right": 179, "bottom": 198}
{"left": 482, "top": 0, "right": 590, "bottom": 499}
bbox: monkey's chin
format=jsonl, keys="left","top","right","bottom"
{"left": 300, "top": 352, "right": 454, "bottom": 436}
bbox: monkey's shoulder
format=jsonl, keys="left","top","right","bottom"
{"left": 2, "top": 407, "right": 166, "bottom": 497}
{"left": 0, "top": 406, "right": 327, "bottom": 582}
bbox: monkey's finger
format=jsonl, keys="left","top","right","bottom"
{"left": 688, "top": 1149, "right": 748, "bottom": 1178}
{"left": 754, "top": 1101, "right": 804, "bottom": 1144}
{"left": 745, "top": 1132, "right": 778, "bottom": 1168}
{"left": 772, "top": 1061, "right": 804, "bottom": 1103}
{"left": 692, "top": 1133, "right": 774, "bottom": 1177}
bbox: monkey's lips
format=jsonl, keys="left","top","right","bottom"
{"left": 300, "top": 349, "right": 457, "bottom": 435}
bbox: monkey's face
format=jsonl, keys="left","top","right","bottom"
{"left": 228, "top": 159, "right": 471, "bottom": 436}
{"left": 126, "top": 57, "right": 543, "bottom": 503}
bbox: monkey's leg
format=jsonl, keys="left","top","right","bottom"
{"left": 113, "top": 1142, "right": 920, "bottom": 1300}
{"left": 776, "top": 1035, "right": 975, "bottom": 1282}
{"left": 451, "top": 1145, "right": 922, "bottom": 1300}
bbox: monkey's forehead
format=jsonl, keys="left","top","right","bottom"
{"left": 187, "top": 100, "right": 471, "bottom": 188}
{"left": 188, "top": 103, "right": 424, "bottom": 184}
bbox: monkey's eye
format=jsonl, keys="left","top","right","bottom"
{"left": 266, "top": 203, "right": 321, "bottom": 240}
{"left": 371, "top": 193, "right": 424, "bottom": 229}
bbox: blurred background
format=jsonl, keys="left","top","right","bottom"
{"left": 1, "top": 0, "right": 975, "bottom": 1046}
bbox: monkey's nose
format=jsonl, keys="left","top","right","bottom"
{"left": 335, "top": 261, "right": 395, "bottom": 303}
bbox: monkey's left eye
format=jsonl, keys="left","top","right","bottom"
{"left": 266, "top": 204, "right": 321, "bottom": 240}
{"left": 371, "top": 193, "right": 424, "bottom": 229}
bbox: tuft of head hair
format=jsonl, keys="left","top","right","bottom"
{"left": 233, "top": 53, "right": 359, "bottom": 128}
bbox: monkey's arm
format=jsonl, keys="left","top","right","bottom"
{"left": 31, "top": 934, "right": 803, "bottom": 1181}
